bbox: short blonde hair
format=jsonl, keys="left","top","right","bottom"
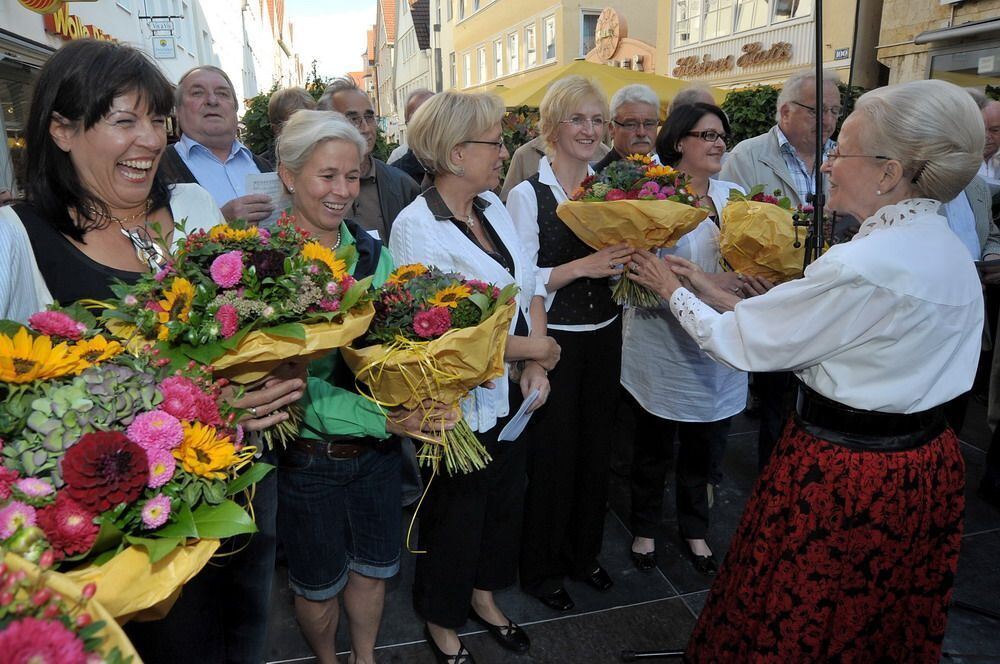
{"left": 277, "top": 109, "right": 366, "bottom": 174}
{"left": 538, "top": 76, "right": 609, "bottom": 150}
{"left": 408, "top": 91, "right": 505, "bottom": 176}
{"left": 853, "top": 79, "right": 984, "bottom": 202}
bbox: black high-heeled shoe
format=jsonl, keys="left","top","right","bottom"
{"left": 424, "top": 624, "right": 476, "bottom": 664}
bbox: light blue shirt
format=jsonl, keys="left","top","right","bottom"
{"left": 941, "top": 191, "right": 981, "bottom": 260}
{"left": 174, "top": 134, "right": 263, "bottom": 207}
{"left": 775, "top": 127, "right": 835, "bottom": 204}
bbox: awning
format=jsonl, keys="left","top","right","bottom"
{"left": 914, "top": 17, "right": 1000, "bottom": 45}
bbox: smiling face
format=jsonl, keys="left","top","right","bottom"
{"left": 176, "top": 69, "right": 238, "bottom": 151}
{"left": 610, "top": 101, "right": 659, "bottom": 157}
{"left": 553, "top": 98, "right": 605, "bottom": 163}
{"left": 820, "top": 114, "right": 890, "bottom": 220}
{"left": 454, "top": 122, "right": 509, "bottom": 193}
{"left": 281, "top": 139, "right": 362, "bottom": 242}
{"left": 52, "top": 90, "right": 167, "bottom": 212}
{"left": 676, "top": 112, "right": 726, "bottom": 179}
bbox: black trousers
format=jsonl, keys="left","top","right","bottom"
{"left": 413, "top": 389, "right": 526, "bottom": 629}
{"left": 519, "top": 321, "right": 621, "bottom": 595}
{"left": 629, "top": 398, "right": 732, "bottom": 541}
{"left": 754, "top": 371, "right": 794, "bottom": 471}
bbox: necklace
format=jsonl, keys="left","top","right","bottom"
{"left": 86, "top": 199, "right": 152, "bottom": 226}
{"left": 458, "top": 212, "right": 476, "bottom": 229}
{"left": 332, "top": 227, "right": 343, "bottom": 250}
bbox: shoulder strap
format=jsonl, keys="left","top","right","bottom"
{"left": 159, "top": 145, "right": 197, "bottom": 185}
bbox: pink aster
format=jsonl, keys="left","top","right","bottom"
{"left": 157, "top": 376, "right": 202, "bottom": 420}
{"left": 466, "top": 279, "right": 491, "bottom": 294}
{"left": 13, "top": 478, "right": 55, "bottom": 499}
{"left": 0, "top": 617, "right": 88, "bottom": 664}
{"left": 319, "top": 298, "right": 341, "bottom": 312}
{"left": 210, "top": 250, "right": 244, "bottom": 288}
{"left": 146, "top": 448, "right": 176, "bottom": 488}
{"left": 0, "top": 501, "right": 37, "bottom": 539}
{"left": 28, "top": 311, "right": 87, "bottom": 340}
{"left": 141, "top": 494, "right": 172, "bottom": 529}
{"left": 412, "top": 307, "right": 452, "bottom": 339}
{"left": 127, "top": 409, "right": 184, "bottom": 451}
{"left": 215, "top": 304, "right": 240, "bottom": 339}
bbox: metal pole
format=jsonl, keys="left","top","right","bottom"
{"left": 811, "top": 0, "right": 826, "bottom": 266}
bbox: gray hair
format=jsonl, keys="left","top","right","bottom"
{"left": 610, "top": 84, "right": 659, "bottom": 118}
{"left": 277, "top": 109, "right": 367, "bottom": 174}
{"left": 404, "top": 88, "right": 434, "bottom": 122}
{"left": 317, "top": 76, "right": 361, "bottom": 111}
{"left": 668, "top": 84, "right": 716, "bottom": 114}
{"left": 775, "top": 68, "right": 841, "bottom": 123}
{"left": 854, "top": 79, "right": 984, "bottom": 202}
{"left": 175, "top": 65, "right": 238, "bottom": 109}
{"left": 965, "top": 87, "right": 990, "bottom": 110}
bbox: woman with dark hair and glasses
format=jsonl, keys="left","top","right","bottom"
{"left": 622, "top": 102, "right": 749, "bottom": 577}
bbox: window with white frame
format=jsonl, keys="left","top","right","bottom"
{"left": 675, "top": 0, "right": 811, "bottom": 46}
{"left": 703, "top": 0, "right": 734, "bottom": 41}
{"left": 494, "top": 39, "right": 503, "bottom": 78}
{"left": 735, "top": 0, "right": 769, "bottom": 31}
{"left": 477, "top": 46, "right": 487, "bottom": 83}
{"left": 450, "top": 52, "right": 457, "bottom": 87}
{"left": 447, "top": 0, "right": 453, "bottom": 21}
{"left": 543, "top": 15, "right": 556, "bottom": 61}
{"left": 458, "top": 0, "right": 465, "bottom": 20}
{"left": 508, "top": 32, "right": 519, "bottom": 73}
{"left": 473, "top": 0, "right": 480, "bottom": 10}
{"left": 581, "top": 11, "right": 600, "bottom": 56}
{"left": 525, "top": 23, "right": 537, "bottom": 67}
{"left": 675, "top": 0, "right": 701, "bottom": 46}
{"left": 773, "top": 0, "right": 812, "bottom": 22}
{"left": 464, "top": 52, "right": 472, "bottom": 86}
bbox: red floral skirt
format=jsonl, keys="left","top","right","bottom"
{"left": 685, "top": 418, "right": 965, "bottom": 663}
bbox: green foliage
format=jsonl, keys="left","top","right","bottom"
{"left": 987, "top": 85, "right": 1000, "bottom": 102}
{"left": 374, "top": 129, "right": 398, "bottom": 162}
{"left": 239, "top": 83, "right": 279, "bottom": 156}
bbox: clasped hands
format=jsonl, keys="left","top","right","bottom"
{"left": 624, "top": 250, "right": 774, "bottom": 307}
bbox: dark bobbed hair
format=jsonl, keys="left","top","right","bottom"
{"left": 24, "top": 39, "right": 175, "bottom": 242}
{"left": 655, "top": 102, "right": 731, "bottom": 167}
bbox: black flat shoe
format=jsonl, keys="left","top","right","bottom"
{"left": 574, "top": 565, "right": 614, "bottom": 592}
{"left": 424, "top": 625, "right": 476, "bottom": 664}
{"left": 468, "top": 608, "right": 530, "bottom": 654}
{"left": 535, "top": 587, "right": 574, "bottom": 611}
{"left": 630, "top": 550, "right": 657, "bottom": 572}
{"left": 685, "top": 551, "right": 718, "bottom": 577}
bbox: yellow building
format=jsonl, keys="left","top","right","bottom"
{"left": 656, "top": 0, "right": 884, "bottom": 89}
{"left": 877, "top": 0, "right": 1000, "bottom": 88}
{"left": 452, "top": 1, "right": 660, "bottom": 94}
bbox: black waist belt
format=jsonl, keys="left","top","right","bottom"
{"left": 794, "top": 384, "right": 947, "bottom": 452}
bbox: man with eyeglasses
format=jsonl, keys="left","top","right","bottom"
{"left": 593, "top": 84, "right": 661, "bottom": 173}
{"left": 161, "top": 66, "right": 276, "bottom": 225}
{"left": 317, "top": 77, "right": 420, "bottom": 242}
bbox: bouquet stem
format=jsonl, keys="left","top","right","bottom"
{"left": 416, "top": 418, "right": 492, "bottom": 476}
{"left": 259, "top": 403, "right": 303, "bottom": 450}
{"left": 612, "top": 278, "right": 662, "bottom": 308}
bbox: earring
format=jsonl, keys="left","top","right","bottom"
{"left": 876, "top": 189, "right": 881, "bottom": 195}
{"left": 288, "top": 186, "right": 295, "bottom": 193}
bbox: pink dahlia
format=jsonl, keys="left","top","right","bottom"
{"left": 28, "top": 311, "right": 87, "bottom": 340}
{"left": 12, "top": 477, "right": 55, "bottom": 499}
{"left": 141, "top": 494, "right": 172, "bottom": 529}
{"left": 127, "top": 409, "right": 184, "bottom": 451}
{"left": 412, "top": 307, "right": 452, "bottom": 339}
{"left": 0, "top": 501, "right": 36, "bottom": 539}
{"left": 210, "top": 250, "right": 244, "bottom": 288}
{"left": 0, "top": 617, "right": 87, "bottom": 664}
{"left": 0, "top": 467, "right": 21, "bottom": 500}
{"left": 194, "top": 391, "right": 223, "bottom": 427}
{"left": 215, "top": 304, "right": 240, "bottom": 339}
{"left": 158, "top": 375, "right": 203, "bottom": 420}
{"left": 36, "top": 492, "right": 98, "bottom": 558}
{"left": 146, "top": 448, "right": 176, "bottom": 488}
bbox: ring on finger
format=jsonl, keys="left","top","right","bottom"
{"left": 249, "top": 406, "right": 258, "bottom": 417}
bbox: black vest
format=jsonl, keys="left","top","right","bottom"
{"left": 527, "top": 175, "right": 618, "bottom": 326}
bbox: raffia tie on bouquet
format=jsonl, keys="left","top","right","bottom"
{"left": 719, "top": 200, "right": 805, "bottom": 284}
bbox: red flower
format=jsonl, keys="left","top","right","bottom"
{"left": 605, "top": 189, "right": 627, "bottom": 201}
{"left": 36, "top": 492, "right": 98, "bottom": 558}
{"left": 215, "top": 304, "right": 240, "bottom": 339}
{"left": 158, "top": 375, "right": 202, "bottom": 420}
{"left": 194, "top": 392, "right": 223, "bottom": 427}
{"left": 0, "top": 617, "right": 87, "bottom": 664}
{"left": 412, "top": 307, "right": 452, "bottom": 338}
{"left": 0, "top": 467, "right": 20, "bottom": 500}
{"left": 61, "top": 432, "right": 148, "bottom": 513}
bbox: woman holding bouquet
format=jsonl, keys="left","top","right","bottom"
{"left": 390, "top": 91, "right": 559, "bottom": 663}
{"left": 622, "top": 103, "right": 748, "bottom": 577}
{"left": 628, "top": 79, "right": 981, "bottom": 662}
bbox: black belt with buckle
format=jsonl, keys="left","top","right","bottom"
{"left": 794, "top": 384, "right": 947, "bottom": 452}
{"left": 288, "top": 436, "right": 376, "bottom": 460}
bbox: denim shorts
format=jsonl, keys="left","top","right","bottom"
{"left": 276, "top": 441, "right": 402, "bottom": 601}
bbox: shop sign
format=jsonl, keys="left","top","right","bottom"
{"left": 673, "top": 54, "right": 735, "bottom": 78}
{"left": 673, "top": 41, "right": 793, "bottom": 78}
{"left": 152, "top": 36, "right": 176, "bottom": 59}
{"left": 43, "top": 5, "right": 117, "bottom": 42}
{"left": 18, "top": 0, "right": 63, "bottom": 14}
{"left": 736, "top": 42, "right": 793, "bottom": 68}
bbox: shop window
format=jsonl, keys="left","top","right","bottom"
{"left": 735, "top": 0, "right": 769, "bottom": 32}
{"left": 508, "top": 32, "right": 519, "bottom": 73}
{"left": 525, "top": 24, "right": 537, "bottom": 67}
{"left": 478, "top": 46, "right": 487, "bottom": 83}
{"left": 703, "top": 0, "right": 734, "bottom": 41}
{"left": 544, "top": 15, "right": 556, "bottom": 62}
{"left": 0, "top": 58, "right": 33, "bottom": 195}
{"left": 494, "top": 39, "right": 503, "bottom": 78}
{"left": 581, "top": 11, "right": 600, "bottom": 56}
{"left": 773, "top": 0, "right": 811, "bottom": 23}
{"left": 675, "top": 0, "right": 702, "bottom": 47}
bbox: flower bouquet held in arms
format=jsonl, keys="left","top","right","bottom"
{"left": 0, "top": 307, "right": 269, "bottom": 619}
{"left": 557, "top": 154, "right": 708, "bottom": 307}
{"left": 341, "top": 265, "right": 518, "bottom": 476}
{"left": 719, "top": 185, "right": 819, "bottom": 284}
{"left": 104, "top": 216, "right": 376, "bottom": 448}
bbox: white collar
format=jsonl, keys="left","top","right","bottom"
{"left": 855, "top": 198, "right": 942, "bottom": 239}
{"left": 538, "top": 156, "right": 594, "bottom": 198}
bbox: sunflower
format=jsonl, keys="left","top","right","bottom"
{"left": 626, "top": 153, "right": 653, "bottom": 165}
{"left": 157, "top": 277, "right": 196, "bottom": 327}
{"left": 387, "top": 263, "right": 428, "bottom": 285}
{"left": 173, "top": 421, "right": 240, "bottom": 480}
{"left": 428, "top": 283, "right": 472, "bottom": 309}
{"left": 302, "top": 241, "right": 347, "bottom": 278}
{"left": 645, "top": 164, "right": 677, "bottom": 179}
{"left": 0, "top": 327, "right": 85, "bottom": 383}
{"left": 208, "top": 224, "right": 259, "bottom": 242}
{"left": 69, "top": 335, "right": 124, "bottom": 366}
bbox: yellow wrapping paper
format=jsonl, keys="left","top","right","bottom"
{"left": 556, "top": 199, "right": 708, "bottom": 250}
{"left": 62, "top": 539, "right": 220, "bottom": 622}
{"left": 340, "top": 301, "right": 516, "bottom": 409}
{"left": 720, "top": 200, "right": 805, "bottom": 283}
{"left": 4, "top": 552, "right": 143, "bottom": 661}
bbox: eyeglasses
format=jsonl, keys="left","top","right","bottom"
{"left": 120, "top": 226, "right": 168, "bottom": 271}
{"left": 560, "top": 116, "right": 605, "bottom": 129}
{"left": 612, "top": 119, "right": 658, "bottom": 132}
{"left": 687, "top": 130, "right": 729, "bottom": 143}
{"left": 792, "top": 101, "right": 843, "bottom": 117}
{"left": 462, "top": 139, "right": 505, "bottom": 151}
{"left": 825, "top": 149, "right": 892, "bottom": 164}
{"left": 345, "top": 112, "right": 378, "bottom": 128}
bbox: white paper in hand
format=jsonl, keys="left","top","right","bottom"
{"left": 498, "top": 389, "right": 540, "bottom": 442}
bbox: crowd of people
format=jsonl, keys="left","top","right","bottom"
{"left": 1, "top": 37, "right": 998, "bottom": 664}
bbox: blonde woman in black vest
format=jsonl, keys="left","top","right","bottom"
{"left": 506, "top": 76, "right": 632, "bottom": 611}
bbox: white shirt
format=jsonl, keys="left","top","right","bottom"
{"left": 389, "top": 190, "right": 536, "bottom": 434}
{"left": 388, "top": 142, "right": 409, "bottom": 165}
{"left": 941, "top": 191, "right": 981, "bottom": 260}
{"left": 669, "top": 199, "right": 983, "bottom": 413}
{"left": 622, "top": 178, "right": 748, "bottom": 422}
{"left": 506, "top": 155, "right": 615, "bottom": 332}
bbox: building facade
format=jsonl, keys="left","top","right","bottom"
{"left": 374, "top": 0, "right": 398, "bottom": 132}
{"left": 392, "top": 0, "right": 434, "bottom": 142}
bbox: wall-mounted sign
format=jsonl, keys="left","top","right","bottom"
{"left": 673, "top": 41, "right": 794, "bottom": 78}
{"left": 149, "top": 21, "right": 174, "bottom": 33}
{"left": 736, "top": 42, "right": 793, "bottom": 68}
{"left": 980, "top": 55, "right": 997, "bottom": 74}
{"left": 152, "top": 36, "right": 176, "bottom": 59}
{"left": 673, "top": 54, "right": 734, "bottom": 78}
{"left": 43, "top": 5, "right": 117, "bottom": 42}
{"left": 18, "top": 0, "right": 63, "bottom": 15}
{"left": 594, "top": 8, "right": 625, "bottom": 61}
{"left": 834, "top": 48, "right": 850, "bottom": 60}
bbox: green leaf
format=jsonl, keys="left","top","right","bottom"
{"left": 176, "top": 340, "right": 227, "bottom": 366}
{"left": 0, "top": 320, "right": 26, "bottom": 337}
{"left": 124, "top": 535, "right": 184, "bottom": 564}
{"left": 87, "top": 518, "right": 124, "bottom": 556}
{"left": 262, "top": 323, "right": 306, "bottom": 340}
{"left": 227, "top": 462, "right": 275, "bottom": 496}
{"left": 152, "top": 502, "right": 199, "bottom": 538}
{"left": 191, "top": 499, "right": 258, "bottom": 538}
{"left": 468, "top": 293, "right": 490, "bottom": 315}
{"left": 340, "top": 275, "right": 373, "bottom": 311}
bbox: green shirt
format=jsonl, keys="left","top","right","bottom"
{"left": 299, "top": 222, "right": 395, "bottom": 440}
